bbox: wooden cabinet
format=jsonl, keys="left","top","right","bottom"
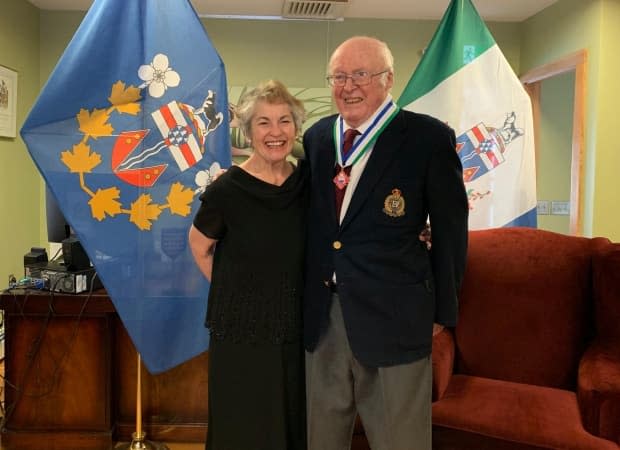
{"left": 0, "top": 290, "right": 208, "bottom": 450}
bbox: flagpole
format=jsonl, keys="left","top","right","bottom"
{"left": 116, "top": 354, "right": 170, "bottom": 450}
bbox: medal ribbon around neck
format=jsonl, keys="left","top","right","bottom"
{"left": 333, "top": 99, "right": 400, "bottom": 168}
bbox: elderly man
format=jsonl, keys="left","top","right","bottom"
{"left": 303, "top": 36, "right": 469, "bottom": 450}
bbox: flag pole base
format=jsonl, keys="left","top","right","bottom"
{"left": 115, "top": 431, "right": 170, "bottom": 450}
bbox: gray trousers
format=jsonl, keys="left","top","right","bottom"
{"left": 305, "top": 295, "right": 432, "bottom": 450}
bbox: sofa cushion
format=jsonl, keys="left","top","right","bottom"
{"left": 432, "top": 375, "right": 619, "bottom": 450}
{"left": 455, "top": 228, "right": 594, "bottom": 389}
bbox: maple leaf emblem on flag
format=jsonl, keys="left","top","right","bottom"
{"left": 59, "top": 53, "right": 224, "bottom": 231}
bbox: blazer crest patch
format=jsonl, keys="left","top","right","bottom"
{"left": 383, "top": 188, "right": 406, "bottom": 217}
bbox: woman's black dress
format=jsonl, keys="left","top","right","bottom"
{"left": 193, "top": 163, "right": 307, "bottom": 450}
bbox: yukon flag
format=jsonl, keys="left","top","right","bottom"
{"left": 398, "top": 0, "right": 537, "bottom": 229}
{"left": 21, "top": 0, "right": 231, "bottom": 373}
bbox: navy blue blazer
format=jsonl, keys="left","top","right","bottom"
{"left": 303, "top": 109, "right": 468, "bottom": 367}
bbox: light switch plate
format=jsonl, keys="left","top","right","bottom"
{"left": 537, "top": 200, "right": 549, "bottom": 215}
{"left": 551, "top": 201, "right": 570, "bottom": 215}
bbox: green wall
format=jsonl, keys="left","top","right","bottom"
{"left": 521, "top": 0, "right": 620, "bottom": 240}
{"left": 595, "top": 0, "right": 620, "bottom": 240}
{"left": 39, "top": 14, "right": 521, "bottom": 98}
{"left": 537, "top": 72, "right": 574, "bottom": 234}
{"left": 0, "top": 0, "right": 40, "bottom": 284}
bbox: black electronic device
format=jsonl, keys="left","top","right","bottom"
{"left": 46, "top": 186, "right": 72, "bottom": 243}
{"left": 62, "top": 237, "right": 91, "bottom": 271}
{"left": 24, "top": 247, "right": 48, "bottom": 265}
{"left": 40, "top": 262, "right": 101, "bottom": 294}
{"left": 24, "top": 247, "right": 49, "bottom": 278}
{"left": 46, "top": 186, "right": 93, "bottom": 270}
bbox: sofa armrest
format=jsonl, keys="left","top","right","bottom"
{"left": 432, "top": 327, "right": 455, "bottom": 401}
{"left": 578, "top": 342, "right": 620, "bottom": 444}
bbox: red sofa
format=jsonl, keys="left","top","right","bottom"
{"left": 431, "top": 227, "right": 620, "bottom": 449}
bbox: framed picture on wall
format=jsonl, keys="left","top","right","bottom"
{"left": 0, "top": 65, "right": 18, "bottom": 138}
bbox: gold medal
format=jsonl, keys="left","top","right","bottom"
{"left": 383, "top": 188, "right": 406, "bottom": 217}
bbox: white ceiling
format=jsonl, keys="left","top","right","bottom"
{"left": 27, "top": 0, "right": 559, "bottom": 22}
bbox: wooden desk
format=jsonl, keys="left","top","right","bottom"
{"left": 0, "top": 289, "right": 209, "bottom": 450}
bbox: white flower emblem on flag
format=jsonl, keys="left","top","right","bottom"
{"left": 138, "top": 53, "right": 181, "bottom": 98}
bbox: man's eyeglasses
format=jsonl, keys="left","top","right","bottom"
{"left": 326, "top": 69, "right": 390, "bottom": 87}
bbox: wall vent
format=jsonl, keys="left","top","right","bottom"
{"left": 282, "top": 0, "right": 349, "bottom": 20}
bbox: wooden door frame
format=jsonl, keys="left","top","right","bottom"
{"left": 520, "top": 49, "right": 587, "bottom": 235}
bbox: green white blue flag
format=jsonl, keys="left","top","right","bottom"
{"left": 398, "top": 0, "right": 537, "bottom": 229}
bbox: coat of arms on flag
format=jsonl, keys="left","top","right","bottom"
{"left": 113, "top": 89, "right": 223, "bottom": 188}
{"left": 21, "top": 0, "right": 231, "bottom": 374}
{"left": 457, "top": 112, "right": 524, "bottom": 203}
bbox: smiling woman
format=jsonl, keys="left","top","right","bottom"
{"left": 188, "top": 80, "right": 309, "bottom": 450}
